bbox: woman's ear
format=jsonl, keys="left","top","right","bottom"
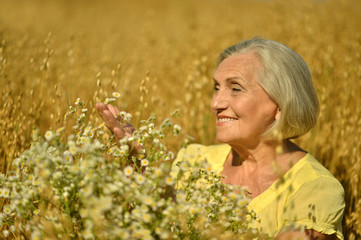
{"left": 275, "top": 107, "right": 281, "bottom": 120}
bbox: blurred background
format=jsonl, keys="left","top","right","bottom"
{"left": 0, "top": 0, "right": 360, "bottom": 238}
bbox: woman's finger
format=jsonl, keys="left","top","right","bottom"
{"left": 107, "top": 104, "right": 122, "bottom": 122}
{"left": 96, "top": 103, "right": 126, "bottom": 139}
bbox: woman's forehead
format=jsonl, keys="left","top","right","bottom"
{"left": 214, "top": 53, "right": 260, "bottom": 81}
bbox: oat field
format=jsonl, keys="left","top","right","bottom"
{"left": 0, "top": 0, "right": 360, "bottom": 239}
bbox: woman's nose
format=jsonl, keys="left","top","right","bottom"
{"left": 211, "top": 91, "right": 229, "bottom": 112}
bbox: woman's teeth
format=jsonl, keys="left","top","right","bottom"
{"left": 218, "top": 118, "right": 236, "bottom": 122}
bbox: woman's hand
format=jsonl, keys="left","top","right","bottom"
{"left": 95, "top": 102, "right": 135, "bottom": 145}
{"left": 276, "top": 229, "right": 337, "bottom": 240}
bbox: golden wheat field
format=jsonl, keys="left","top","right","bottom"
{"left": 1, "top": 0, "right": 360, "bottom": 238}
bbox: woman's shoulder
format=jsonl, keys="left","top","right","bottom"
{"left": 288, "top": 153, "right": 344, "bottom": 192}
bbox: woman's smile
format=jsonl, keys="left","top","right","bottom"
{"left": 217, "top": 115, "right": 238, "bottom": 125}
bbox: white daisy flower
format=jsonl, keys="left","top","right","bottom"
{"left": 123, "top": 166, "right": 133, "bottom": 176}
{"left": 82, "top": 228, "right": 93, "bottom": 239}
{"left": 54, "top": 171, "right": 62, "bottom": 179}
{"left": 165, "top": 176, "right": 173, "bottom": 185}
{"left": 140, "top": 159, "right": 149, "bottom": 167}
{"left": 143, "top": 196, "right": 154, "bottom": 206}
{"left": 3, "top": 205, "right": 11, "bottom": 215}
{"left": 82, "top": 184, "right": 93, "bottom": 198}
{"left": 56, "top": 127, "right": 64, "bottom": 133}
{"left": 120, "top": 145, "right": 129, "bottom": 155}
{"left": 112, "top": 92, "right": 121, "bottom": 98}
{"left": 124, "top": 113, "right": 132, "bottom": 122}
{"left": 3, "top": 229, "right": 9, "bottom": 237}
{"left": 173, "top": 124, "right": 182, "bottom": 135}
{"left": 44, "top": 130, "right": 54, "bottom": 141}
{"left": 74, "top": 98, "right": 81, "bottom": 105}
{"left": 135, "top": 174, "right": 145, "bottom": 185}
{"left": 104, "top": 97, "right": 116, "bottom": 104}
{"left": 2, "top": 188, "right": 10, "bottom": 198}
{"left": 69, "top": 146, "right": 77, "bottom": 155}
{"left": 63, "top": 151, "right": 73, "bottom": 162}
{"left": 143, "top": 213, "right": 151, "bottom": 223}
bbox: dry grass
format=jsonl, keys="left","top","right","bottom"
{"left": 0, "top": 0, "right": 360, "bottom": 238}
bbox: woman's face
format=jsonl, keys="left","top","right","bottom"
{"left": 211, "top": 53, "right": 279, "bottom": 148}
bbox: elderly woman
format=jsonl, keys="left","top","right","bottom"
{"left": 96, "top": 38, "right": 345, "bottom": 239}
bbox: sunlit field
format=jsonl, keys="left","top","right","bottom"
{"left": 1, "top": 0, "right": 360, "bottom": 239}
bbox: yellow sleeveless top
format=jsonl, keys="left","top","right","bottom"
{"left": 172, "top": 144, "right": 345, "bottom": 239}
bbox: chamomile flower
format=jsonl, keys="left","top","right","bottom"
{"left": 3, "top": 229, "right": 9, "bottom": 237}
{"left": 82, "top": 228, "right": 94, "bottom": 239}
{"left": 3, "top": 205, "right": 11, "bottom": 215}
{"left": 53, "top": 171, "right": 62, "bottom": 179}
{"left": 28, "top": 175, "right": 34, "bottom": 181}
{"left": 143, "top": 196, "right": 154, "bottom": 206}
{"left": 69, "top": 145, "right": 77, "bottom": 155}
{"left": 140, "top": 159, "right": 149, "bottom": 167}
{"left": 104, "top": 97, "right": 116, "bottom": 104}
{"left": 165, "top": 176, "right": 173, "bottom": 185}
{"left": 56, "top": 127, "right": 65, "bottom": 133}
{"left": 180, "top": 161, "right": 188, "bottom": 171}
{"left": 123, "top": 112, "right": 132, "bottom": 122}
{"left": 119, "top": 231, "right": 130, "bottom": 239}
{"left": 120, "top": 145, "right": 129, "bottom": 155}
{"left": 74, "top": 98, "right": 81, "bottom": 105}
{"left": 44, "top": 130, "right": 54, "bottom": 141}
{"left": 79, "top": 208, "right": 88, "bottom": 218}
{"left": 63, "top": 151, "right": 73, "bottom": 162}
{"left": 228, "top": 192, "right": 237, "bottom": 200}
{"left": 173, "top": 124, "right": 181, "bottom": 135}
{"left": 123, "top": 166, "right": 133, "bottom": 176}
{"left": 143, "top": 213, "right": 151, "bottom": 223}
{"left": 107, "top": 148, "right": 114, "bottom": 155}
{"left": 82, "top": 184, "right": 93, "bottom": 198}
{"left": 112, "top": 92, "right": 121, "bottom": 98}
{"left": 237, "top": 198, "right": 249, "bottom": 207}
{"left": 154, "top": 168, "right": 162, "bottom": 177}
{"left": 2, "top": 188, "right": 10, "bottom": 198}
{"left": 84, "top": 126, "right": 92, "bottom": 134}
{"left": 135, "top": 174, "right": 145, "bottom": 185}
{"left": 33, "top": 209, "right": 40, "bottom": 215}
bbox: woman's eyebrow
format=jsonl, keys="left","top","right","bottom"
{"left": 213, "top": 76, "right": 245, "bottom": 83}
{"left": 225, "top": 76, "right": 245, "bottom": 83}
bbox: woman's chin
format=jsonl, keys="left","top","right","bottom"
{"left": 216, "top": 134, "right": 234, "bottom": 144}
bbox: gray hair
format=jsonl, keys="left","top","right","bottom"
{"left": 218, "top": 37, "right": 319, "bottom": 139}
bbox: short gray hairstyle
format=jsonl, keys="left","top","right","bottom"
{"left": 218, "top": 37, "right": 319, "bottom": 139}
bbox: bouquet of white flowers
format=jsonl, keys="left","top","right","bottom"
{"left": 0, "top": 97, "right": 267, "bottom": 240}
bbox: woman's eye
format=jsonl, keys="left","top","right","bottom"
{"left": 232, "top": 87, "right": 242, "bottom": 92}
{"left": 231, "top": 84, "right": 243, "bottom": 92}
{"left": 214, "top": 85, "right": 220, "bottom": 92}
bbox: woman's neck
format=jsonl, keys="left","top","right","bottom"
{"left": 231, "top": 139, "right": 305, "bottom": 166}
{"left": 222, "top": 139, "right": 307, "bottom": 198}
